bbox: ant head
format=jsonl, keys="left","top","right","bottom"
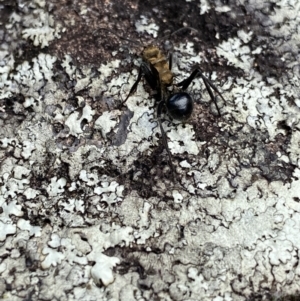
{"left": 163, "top": 39, "right": 174, "bottom": 54}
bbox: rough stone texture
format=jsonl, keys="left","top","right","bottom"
{"left": 1, "top": 0, "right": 300, "bottom": 300}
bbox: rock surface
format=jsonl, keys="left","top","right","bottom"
{"left": 0, "top": 0, "right": 300, "bottom": 300}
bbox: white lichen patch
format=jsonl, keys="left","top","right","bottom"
{"left": 61, "top": 55, "right": 77, "bottom": 78}
{"left": 94, "top": 181, "right": 124, "bottom": 205}
{"left": 90, "top": 253, "right": 120, "bottom": 286}
{"left": 65, "top": 103, "right": 95, "bottom": 136}
{"left": 199, "top": 0, "right": 211, "bottom": 15}
{"left": 174, "top": 42, "right": 202, "bottom": 71}
{"left": 94, "top": 110, "right": 122, "bottom": 139}
{"left": 17, "top": 219, "right": 42, "bottom": 237}
{"left": 22, "top": 10, "right": 62, "bottom": 48}
{"left": 0, "top": 221, "right": 16, "bottom": 241}
{"left": 2, "top": 52, "right": 58, "bottom": 102}
{"left": 167, "top": 123, "right": 199, "bottom": 155}
{"left": 47, "top": 177, "right": 67, "bottom": 197}
{"left": 135, "top": 15, "right": 159, "bottom": 37}
{"left": 217, "top": 37, "right": 253, "bottom": 72}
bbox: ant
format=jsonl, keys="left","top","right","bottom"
{"left": 97, "top": 27, "right": 227, "bottom": 180}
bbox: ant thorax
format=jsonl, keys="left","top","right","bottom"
{"left": 142, "top": 45, "right": 173, "bottom": 86}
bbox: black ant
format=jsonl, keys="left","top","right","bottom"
{"left": 97, "top": 28, "right": 227, "bottom": 180}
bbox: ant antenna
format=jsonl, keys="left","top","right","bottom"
{"left": 94, "top": 26, "right": 200, "bottom": 48}
{"left": 170, "top": 27, "right": 199, "bottom": 37}
{"left": 159, "top": 27, "right": 201, "bottom": 55}
{"left": 93, "top": 27, "right": 143, "bottom": 47}
{"left": 159, "top": 27, "right": 200, "bottom": 42}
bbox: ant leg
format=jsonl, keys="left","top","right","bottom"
{"left": 168, "top": 52, "right": 173, "bottom": 71}
{"left": 120, "top": 62, "right": 158, "bottom": 106}
{"left": 157, "top": 101, "right": 176, "bottom": 180}
{"left": 176, "top": 68, "right": 226, "bottom": 116}
{"left": 163, "top": 39, "right": 174, "bottom": 70}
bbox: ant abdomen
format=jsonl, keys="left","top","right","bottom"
{"left": 166, "top": 92, "right": 194, "bottom": 121}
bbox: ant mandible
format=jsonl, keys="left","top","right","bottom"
{"left": 120, "top": 33, "right": 226, "bottom": 179}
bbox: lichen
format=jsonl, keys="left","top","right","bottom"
{"left": 1, "top": 0, "right": 300, "bottom": 300}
